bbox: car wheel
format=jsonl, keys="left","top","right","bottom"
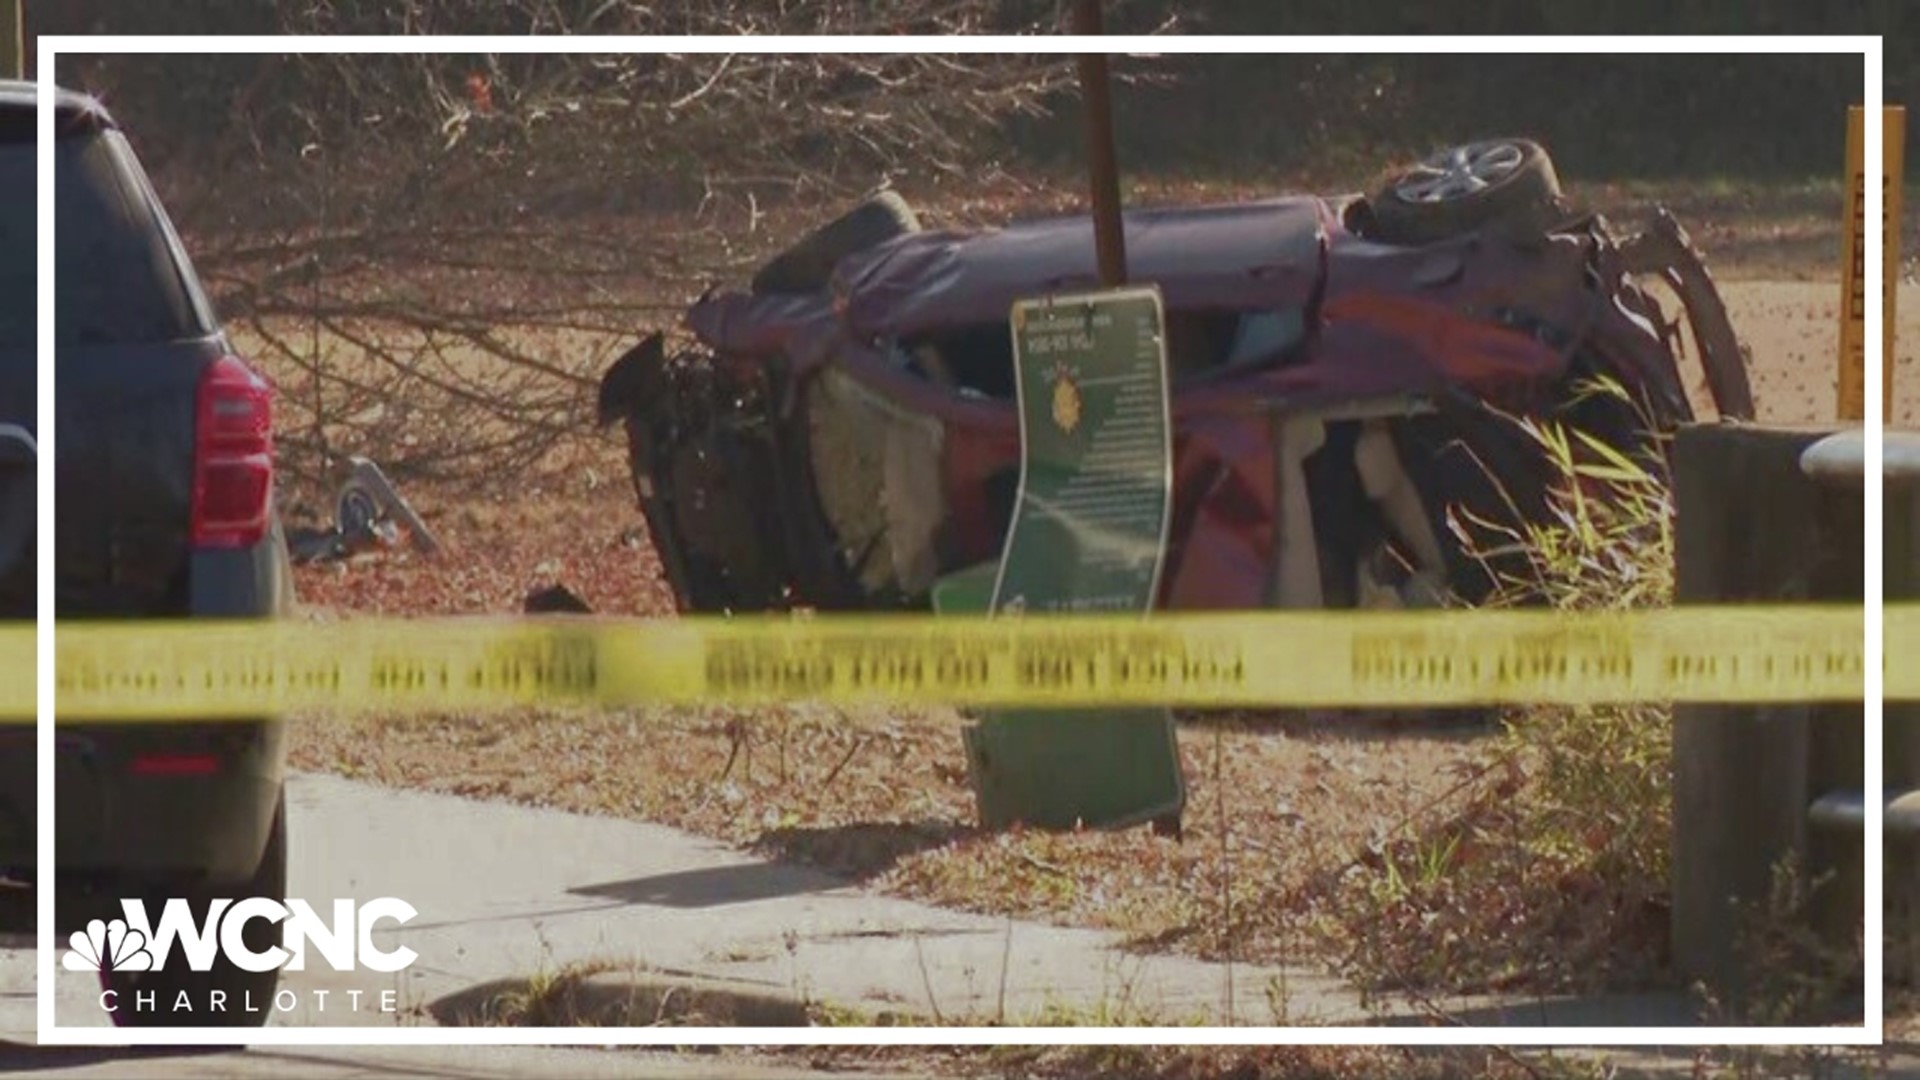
{"left": 1367, "top": 138, "right": 1564, "bottom": 245}
{"left": 751, "top": 191, "right": 921, "bottom": 295}
{"left": 102, "top": 792, "right": 287, "bottom": 1028}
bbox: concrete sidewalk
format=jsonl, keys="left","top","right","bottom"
{"left": 283, "top": 773, "right": 1710, "bottom": 1029}
{"left": 6, "top": 771, "right": 1714, "bottom": 1034}
{"left": 283, "top": 772, "right": 1344, "bottom": 1027}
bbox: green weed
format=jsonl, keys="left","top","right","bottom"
{"left": 1321, "top": 380, "right": 1676, "bottom": 995}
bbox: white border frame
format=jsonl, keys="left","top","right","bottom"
{"left": 35, "top": 33, "right": 1884, "bottom": 1047}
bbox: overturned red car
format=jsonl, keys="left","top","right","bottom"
{"left": 599, "top": 139, "right": 1753, "bottom": 616}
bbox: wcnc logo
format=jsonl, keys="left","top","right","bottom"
{"left": 63, "top": 898, "right": 418, "bottom": 975}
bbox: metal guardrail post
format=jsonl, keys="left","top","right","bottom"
{"left": 1671, "top": 425, "right": 1856, "bottom": 1007}
{"left": 1802, "top": 430, "right": 1920, "bottom": 984}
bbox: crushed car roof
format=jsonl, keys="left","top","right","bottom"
{"left": 833, "top": 197, "right": 1332, "bottom": 341}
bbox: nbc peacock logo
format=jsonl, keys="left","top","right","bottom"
{"left": 62, "top": 917, "right": 154, "bottom": 973}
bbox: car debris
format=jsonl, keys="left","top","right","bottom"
{"left": 289, "top": 456, "right": 442, "bottom": 564}
{"left": 524, "top": 583, "right": 593, "bottom": 614}
{"left": 598, "top": 139, "right": 1754, "bottom": 618}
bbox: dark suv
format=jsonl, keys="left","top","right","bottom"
{"left": 0, "top": 82, "right": 293, "bottom": 1027}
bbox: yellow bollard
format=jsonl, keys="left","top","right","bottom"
{"left": 1839, "top": 105, "right": 1906, "bottom": 424}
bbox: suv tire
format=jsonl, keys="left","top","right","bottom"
{"left": 1368, "top": 138, "right": 1564, "bottom": 245}
{"left": 751, "top": 191, "right": 921, "bottom": 295}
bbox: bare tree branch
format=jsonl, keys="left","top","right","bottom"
{"left": 85, "top": 0, "right": 1175, "bottom": 492}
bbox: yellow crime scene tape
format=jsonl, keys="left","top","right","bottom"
{"left": 0, "top": 604, "right": 1909, "bottom": 721}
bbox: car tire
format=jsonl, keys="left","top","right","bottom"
{"left": 102, "top": 791, "right": 287, "bottom": 1028}
{"left": 751, "top": 191, "right": 921, "bottom": 295}
{"left": 1367, "top": 138, "right": 1564, "bottom": 246}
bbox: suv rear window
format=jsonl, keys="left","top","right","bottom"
{"left": 0, "top": 142, "right": 29, "bottom": 351}
{"left": 0, "top": 126, "right": 209, "bottom": 351}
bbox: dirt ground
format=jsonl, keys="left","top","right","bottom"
{"left": 280, "top": 186, "right": 1910, "bottom": 1013}
{"left": 1726, "top": 280, "right": 1920, "bottom": 426}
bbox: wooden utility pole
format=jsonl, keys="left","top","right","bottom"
{"left": 1072, "top": 0, "right": 1127, "bottom": 286}
{"left": 1, "top": 0, "right": 22, "bottom": 81}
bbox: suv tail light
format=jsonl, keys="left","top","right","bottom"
{"left": 190, "top": 355, "right": 274, "bottom": 549}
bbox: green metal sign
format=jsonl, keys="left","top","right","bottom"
{"left": 991, "top": 287, "right": 1173, "bottom": 615}
{"left": 947, "top": 285, "right": 1184, "bottom": 834}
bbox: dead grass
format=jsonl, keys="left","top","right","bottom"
{"left": 463, "top": 960, "right": 624, "bottom": 1028}
{"left": 288, "top": 526, "right": 1484, "bottom": 967}
{"left": 1309, "top": 390, "right": 1683, "bottom": 1000}
{"left": 781, "top": 1043, "right": 1916, "bottom": 1080}
{"left": 799, "top": 1043, "right": 1592, "bottom": 1080}
{"left": 285, "top": 430, "right": 1487, "bottom": 975}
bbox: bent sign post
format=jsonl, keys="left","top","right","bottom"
{"left": 1838, "top": 104, "right": 1905, "bottom": 423}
